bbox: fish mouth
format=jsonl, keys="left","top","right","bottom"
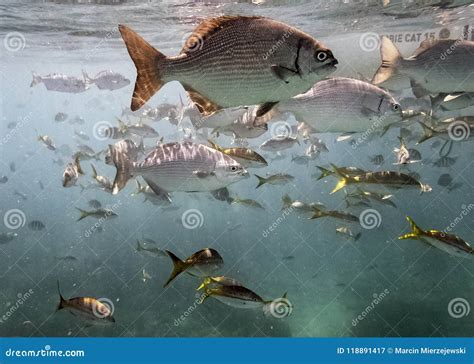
{"left": 328, "top": 58, "right": 338, "bottom": 67}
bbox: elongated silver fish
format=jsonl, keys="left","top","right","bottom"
{"left": 260, "top": 136, "right": 299, "bottom": 152}
{"left": 215, "top": 107, "right": 268, "bottom": 139}
{"left": 91, "top": 164, "right": 113, "bottom": 192}
{"left": 164, "top": 248, "right": 223, "bottom": 287}
{"left": 265, "top": 77, "right": 402, "bottom": 132}
{"left": 399, "top": 216, "right": 473, "bottom": 258}
{"left": 132, "top": 180, "right": 172, "bottom": 206}
{"left": 119, "top": 16, "right": 337, "bottom": 115}
{"left": 372, "top": 37, "right": 474, "bottom": 96}
{"left": 110, "top": 142, "right": 249, "bottom": 194}
{"left": 207, "top": 140, "right": 267, "bottom": 168}
{"left": 255, "top": 173, "right": 294, "bottom": 188}
{"left": 31, "top": 72, "right": 90, "bottom": 93}
{"left": 83, "top": 70, "right": 130, "bottom": 90}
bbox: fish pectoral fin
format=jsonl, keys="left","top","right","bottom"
{"left": 182, "top": 85, "right": 221, "bottom": 117}
{"left": 143, "top": 178, "right": 168, "bottom": 196}
{"left": 193, "top": 170, "right": 215, "bottom": 179}
{"left": 270, "top": 65, "right": 298, "bottom": 83}
{"left": 360, "top": 107, "right": 378, "bottom": 117}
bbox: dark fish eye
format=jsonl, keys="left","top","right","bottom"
{"left": 392, "top": 103, "right": 400, "bottom": 111}
{"left": 315, "top": 51, "right": 328, "bottom": 62}
{"left": 230, "top": 166, "right": 237, "bottom": 172}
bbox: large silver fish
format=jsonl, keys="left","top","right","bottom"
{"left": 119, "top": 16, "right": 337, "bottom": 115}
{"left": 270, "top": 77, "right": 402, "bottom": 132}
{"left": 110, "top": 142, "right": 249, "bottom": 194}
{"left": 372, "top": 37, "right": 474, "bottom": 96}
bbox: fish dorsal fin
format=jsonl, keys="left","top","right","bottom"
{"left": 182, "top": 85, "right": 221, "bottom": 116}
{"left": 180, "top": 16, "right": 263, "bottom": 54}
{"left": 207, "top": 139, "right": 222, "bottom": 152}
{"left": 411, "top": 39, "right": 439, "bottom": 58}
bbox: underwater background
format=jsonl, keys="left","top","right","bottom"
{"left": 0, "top": 0, "right": 473, "bottom": 338}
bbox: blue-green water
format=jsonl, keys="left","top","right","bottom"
{"left": 0, "top": 0, "right": 473, "bottom": 337}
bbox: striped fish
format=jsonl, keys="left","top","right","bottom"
{"left": 373, "top": 37, "right": 474, "bottom": 96}
{"left": 56, "top": 282, "right": 115, "bottom": 324}
{"left": 268, "top": 77, "right": 402, "bottom": 132}
{"left": 119, "top": 16, "right": 337, "bottom": 116}
{"left": 399, "top": 216, "right": 473, "bottom": 258}
{"left": 110, "top": 142, "right": 249, "bottom": 194}
{"left": 164, "top": 248, "right": 224, "bottom": 287}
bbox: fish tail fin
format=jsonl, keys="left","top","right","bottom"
{"left": 281, "top": 194, "right": 292, "bottom": 209}
{"left": 329, "top": 164, "right": 348, "bottom": 194}
{"left": 136, "top": 240, "right": 143, "bottom": 252}
{"left": 207, "top": 139, "right": 222, "bottom": 152}
{"left": 109, "top": 144, "right": 135, "bottom": 195}
{"left": 372, "top": 36, "right": 403, "bottom": 85}
{"left": 196, "top": 277, "right": 211, "bottom": 291}
{"left": 255, "top": 175, "right": 267, "bottom": 188}
{"left": 118, "top": 24, "right": 167, "bottom": 111}
{"left": 398, "top": 216, "right": 423, "bottom": 240}
{"left": 74, "top": 154, "right": 84, "bottom": 175}
{"left": 163, "top": 251, "right": 187, "bottom": 287}
{"left": 416, "top": 121, "right": 436, "bottom": 144}
{"left": 31, "top": 72, "right": 41, "bottom": 87}
{"left": 56, "top": 280, "right": 66, "bottom": 312}
{"left": 75, "top": 208, "right": 89, "bottom": 221}
{"left": 91, "top": 163, "right": 98, "bottom": 179}
{"left": 354, "top": 232, "right": 362, "bottom": 242}
{"left": 316, "top": 166, "right": 331, "bottom": 181}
